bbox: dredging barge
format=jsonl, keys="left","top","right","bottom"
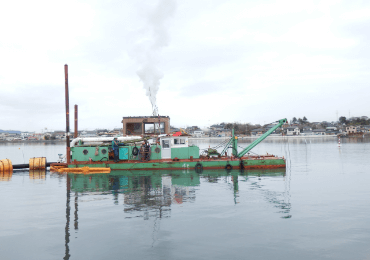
{"left": 61, "top": 118, "right": 287, "bottom": 172}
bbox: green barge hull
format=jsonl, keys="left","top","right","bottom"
{"left": 68, "top": 157, "right": 286, "bottom": 171}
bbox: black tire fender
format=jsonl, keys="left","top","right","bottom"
{"left": 195, "top": 162, "right": 203, "bottom": 173}
{"left": 225, "top": 163, "right": 233, "bottom": 170}
{"left": 132, "top": 147, "right": 139, "bottom": 156}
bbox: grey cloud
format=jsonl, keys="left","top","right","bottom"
{"left": 0, "top": 85, "right": 65, "bottom": 130}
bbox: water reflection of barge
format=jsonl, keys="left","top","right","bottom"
{"left": 62, "top": 168, "right": 290, "bottom": 259}
{"left": 68, "top": 168, "right": 287, "bottom": 210}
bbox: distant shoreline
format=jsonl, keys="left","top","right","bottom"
{"left": 189, "top": 135, "right": 369, "bottom": 140}
{"left": 189, "top": 135, "right": 339, "bottom": 140}
{"left": 1, "top": 134, "right": 367, "bottom": 143}
{"left": 0, "top": 140, "right": 65, "bottom": 143}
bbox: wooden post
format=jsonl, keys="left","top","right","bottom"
{"left": 74, "top": 105, "right": 78, "bottom": 138}
{"left": 64, "top": 64, "right": 70, "bottom": 164}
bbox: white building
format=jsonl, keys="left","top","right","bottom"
{"left": 286, "top": 127, "right": 300, "bottom": 136}
{"left": 346, "top": 126, "right": 357, "bottom": 134}
{"left": 313, "top": 129, "right": 326, "bottom": 135}
{"left": 192, "top": 131, "right": 204, "bottom": 138}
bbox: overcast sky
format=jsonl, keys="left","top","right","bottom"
{"left": 1, "top": 0, "right": 369, "bottom": 132}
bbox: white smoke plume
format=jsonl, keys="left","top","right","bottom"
{"left": 129, "top": 0, "right": 177, "bottom": 116}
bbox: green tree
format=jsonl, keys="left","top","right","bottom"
{"left": 339, "top": 116, "right": 347, "bottom": 124}
{"left": 225, "top": 123, "right": 233, "bottom": 129}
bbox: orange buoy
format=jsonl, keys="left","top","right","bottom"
{"left": 0, "top": 159, "right": 13, "bottom": 174}
{"left": 29, "top": 157, "right": 47, "bottom": 170}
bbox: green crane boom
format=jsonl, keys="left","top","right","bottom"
{"left": 236, "top": 118, "right": 287, "bottom": 158}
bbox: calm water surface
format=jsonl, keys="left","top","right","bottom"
{"left": 1, "top": 138, "right": 370, "bottom": 260}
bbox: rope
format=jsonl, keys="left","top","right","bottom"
{"left": 237, "top": 145, "right": 260, "bottom": 156}
{"left": 200, "top": 138, "right": 230, "bottom": 153}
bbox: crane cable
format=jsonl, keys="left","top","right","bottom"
{"left": 200, "top": 138, "right": 231, "bottom": 155}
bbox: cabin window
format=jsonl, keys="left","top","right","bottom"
{"left": 173, "top": 138, "right": 185, "bottom": 145}
{"left": 144, "top": 123, "right": 155, "bottom": 134}
{"left": 126, "top": 123, "right": 142, "bottom": 134}
{"left": 154, "top": 122, "right": 165, "bottom": 133}
{"left": 162, "top": 140, "right": 170, "bottom": 148}
{"left": 144, "top": 122, "right": 165, "bottom": 134}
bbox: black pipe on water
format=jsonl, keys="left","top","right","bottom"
{"left": 12, "top": 162, "right": 56, "bottom": 169}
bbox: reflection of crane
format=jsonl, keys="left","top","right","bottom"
{"left": 199, "top": 169, "right": 291, "bottom": 218}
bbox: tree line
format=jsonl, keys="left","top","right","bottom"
{"left": 339, "top": 116, "right": 370, "bottom": 126}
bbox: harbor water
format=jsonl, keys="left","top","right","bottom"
{"left": 1, "top": 137, "right": 370, "bottom": 260}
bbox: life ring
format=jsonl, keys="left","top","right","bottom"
{"left": 194, "top": 162, "right": 203, "bottom": 173}
{"left": 225, "top": 163, "right": 233, "bottom": 170}
{"left": 132, "top": 147, "right": 139, "bottom": 156}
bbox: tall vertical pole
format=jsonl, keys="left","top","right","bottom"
{"left": 74, "top": 105, "right": 78, "bottom": 138}
{"left": 232, "top": 129, "right": 238, "bottom": 157}
{"left": 64, "top": 64, "right": 70, "bottom": 164}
